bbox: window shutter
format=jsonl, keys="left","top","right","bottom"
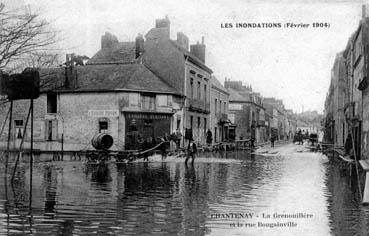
{"left": 52, "top": 120, "right": 58, "bottom": 140}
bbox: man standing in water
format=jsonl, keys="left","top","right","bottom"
{"left": 185, "top": 139, "right": 197, "bottom": 165}
{"left": 270, "top": 135, "right": 275, "bottom": 148}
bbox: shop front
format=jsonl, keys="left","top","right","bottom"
{"left": 124, "top": 112, "right": 172, "bottom": 150}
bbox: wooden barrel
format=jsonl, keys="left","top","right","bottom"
{"left": 91, "top": 133, "right": 113, "bottom": 150}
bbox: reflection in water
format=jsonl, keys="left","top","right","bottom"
{"left": 324, "top": 160, "right": 369, "bottom": 235}
{"left": 0, "top": 150, "right": 368, "bottom": 235}
{"left": 89, "top": 164, "right": 112, "bottom": 184}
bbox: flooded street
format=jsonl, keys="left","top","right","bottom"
{"left": 1, "top": 143, "right": 369, "bottom": 235}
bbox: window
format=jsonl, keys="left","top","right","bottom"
{"left": 197, "top": 117, "right": 201, "bottom": 137}
{"left": 14, "top": 120, "right": 24, "bottom": 139}
{"left": 190, "top": 116, "right": 193, "bottom": 129}
{"left": 204, "top": 118, "right": 207, "bottom": 134}
{"left": 47, "top": 92, "right": 57, "bottom": 113}
{"left": 177, "top": 119, "right": 181, "bottom": 129}
{"left": 190, "top": 78, "right": 194, "bottom": 99}
{"left": 157, "top": 95, "right": 168, "bottom": 107}
{"left": 197, "top": 81, "right": 201, "bottom": 99}
{"left": 220, "top": 101, "right": 222, "bottom": 113}
{"left": 204, "top": 84, "right": 207, "bottom": 103}
{"left": 215, "top": 127, "right": 217, "bottom": 142}
{"left": 215, "top": 99, "right": 217, "bottom": 113}
{"left": 46, "top": 120, "right": 58, "bottom": 141}
{"left": 141, "top": 94, "right": 155, "bottom": 110}
{"left": 99, "top": 121, "right": 108, "bottom": 133}
{"left": 129, "top": 93, "right": 139, "bottom": 107}
{"left": 224, "top": 102, "right": 227, "bottom": 113}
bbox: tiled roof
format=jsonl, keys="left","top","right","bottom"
{"left": 39, "top": 67, "right": 66, "bottom": 92}
{"left": 37, "top": 64, "right": 179, "bottom": 95}
{"left": 76, "top": 64, "right": 178, "bottom": 94}
{"left": 211, "top": 76, "right": 229, "bottom": 94}
{"left": 169, "top": 40, "right": 213, "bottom": 74}
{"left": 86, "top": 42, "right": 136, "bottom": 65}
{"left": 64, "top": 64, "right": 179, "bottom": 94}
{"left": 228, "top": 87, "right": 250, "bottom": 102}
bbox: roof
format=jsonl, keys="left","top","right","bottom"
{"left": 228, "top": 87, "right": 250, "bottom": 102}
{"left": 169, "top": 40, "right": 213, "bottom": 74}
{"left": 39, "top": 64, "right": 180, "bottom": 95}
{"left": 39, "top": 67, "right": 66, "bottom": 92}
{"left": 211, "top": 76, "right": 229, "bottom": 95}
{"left": 86, "top": 42, "right": 136, "bottom": 65}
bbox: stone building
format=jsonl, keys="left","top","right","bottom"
{"left": 330, "top": 53, "right": 347, "bottom": 146}
{"left": 0, "top": 16, "right": 215, "bottom": 151}
{"left": 209, "top": 76, "right": 231, "bottom": 143}
{"left": 142, "top": 17, "right": 212, "bottom": 146}
{"left": 263, "top": 98, "right": 284, "bottom": 140}
{"left": 324, "top": 8, "right": 369, "bottom": 158}
{"left": 0, "top": 62, "right": 183, "bottom": 151}
{"left": 225, "top": 80, "right": 266, "bottom": 143}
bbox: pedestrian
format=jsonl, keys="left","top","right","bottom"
{"left": 185, "top": 139, "right": 197, "bottom": 165}
{"left": 175, "top": 128, "right": 182, "bottom": 150}
{"left": 206, "top": 129, "right": 213, "bottom": 146}
{"left": 344, "top": 134, "right": 353, "bottom": 156}
{"left": 270, "top": 136, "right": 275, "bottom": 148}
{"left": 250, "top": 137, "right": 255, "bottom": 149}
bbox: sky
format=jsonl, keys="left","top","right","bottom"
{"left": 4, "top": 0, "right": 366, "bottom": 113}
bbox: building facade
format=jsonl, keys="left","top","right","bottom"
{"left": 0, "top": 52, "right": 183, "bottom": 152}
{"left": 143, "top": 17, "right": 212, "bottom": 146}
{"left": 210, "top": 76, "right": 230, "bottom": 143}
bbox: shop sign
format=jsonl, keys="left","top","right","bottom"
{"left": 126, "top": 113, "right": 171, "bottom": 120}
{"left": 88, "top": 110, "right": 119, "bottom": 117}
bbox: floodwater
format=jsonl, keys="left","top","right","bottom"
{"left": 0, "top": 144, "right": 368, "bottom": 236}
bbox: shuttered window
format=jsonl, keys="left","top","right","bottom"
{"left": 45, "top": 120, "right": 57, "bottom": 141}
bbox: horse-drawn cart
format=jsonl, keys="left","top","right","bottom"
{"left": 85, "top": 133, "right": 169, "bottom": 163}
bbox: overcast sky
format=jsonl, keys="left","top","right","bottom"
{"left": 6, "top": 0, "right": 365, "bottom": 113}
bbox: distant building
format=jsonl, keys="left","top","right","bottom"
{"left": 225, "top": 79, "right": 266, "bottom": 142}
{"left": 210, "top": 76, "right": 232, "bottom": 143}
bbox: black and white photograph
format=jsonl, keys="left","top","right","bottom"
{"left": 0, "top": 0, "right": 368, "bottom": 235}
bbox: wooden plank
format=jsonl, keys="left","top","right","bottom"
{"left": 359, "top": 160, "right": 369, "bottom": 171}
{"left": 338, "top": 154, "right": 353, "bottom": 163}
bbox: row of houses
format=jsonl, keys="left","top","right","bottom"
{"left": 225, "top": 80, "right": 297, "bottom": 143}
{"left": 323, "top": 6, "right": 369, "bottom": 159}
{"left": 0, "top": 17, "right": 296, "bottom": 152}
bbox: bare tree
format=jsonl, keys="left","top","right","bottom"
{"left": 10, "top": 51, "right": 62, "bottom": 73}
{"left": 0, "top": 3, "right": 57, "bottom": 71}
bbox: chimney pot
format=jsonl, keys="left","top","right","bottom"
{"left": 136, "top": 33, "right": 145, "bottom": 58}
{"left": 363, "top": 5, "right": 368, "bottom": 18}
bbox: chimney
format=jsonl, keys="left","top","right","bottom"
{"left": 146, "top": 17, "right": 170, "bottom": 41}
{"left": 135, "top": 33, "right": 145, "bottom": 58}
{"left": 101, "top": 32, "right": 118, "bottom": 49}
{"left": 190, "top": 36, "right": 206, "bottom": 63}
{"left": 155, "top": 16, "right": 170, "bottom": 29}
{"left": 176, "top": 32, "right": 189, "bottom": 51}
